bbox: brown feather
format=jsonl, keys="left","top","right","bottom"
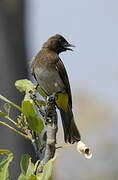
{"left": 31, "top": 34, "right": 81, "bottom": 143}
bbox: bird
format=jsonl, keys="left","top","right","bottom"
{"left": 31, "top": 34, "right": 81, "bottom": 143}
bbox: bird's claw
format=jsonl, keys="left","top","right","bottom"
{"left": 29, "top": 90, "right": 37, "bottom": 99}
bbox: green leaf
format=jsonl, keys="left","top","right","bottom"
{"left": 37, "top": 100, "right": 46, "bottom": 106}
{"left": 4, "top": 104, "right": 11, "bottom": 116}
{"left": 15, "top": 79, "right": 35, "bottom": 93}
{"left": 26, "top": 159, "right": 34, "bottom": 177}
{"left": 18, "top": 174, "right": 27, "bottom": 180}
{"left": 28, "top": 116, "right": 44, "bottom": 134}
{"left": 21, "top": 99, "right": 44, "bottom": 134}
{"left": 28, "top": 174, "right": 38, "bottom": 180}
{"left": 37, "top": 86, "right": 47, "bottom": 98}
{"left": 0, "top": 94, "right": 21, "bottom": 112}
{"left": 37, "top": 173, "right": 43, "bottom": 180}
{"left": 34, "top": 160, "right": 40, "bottom": 174}
{"left": 0, "top": 153, "right": 13, "bottom": 180}
{"left": 42, "top": 132, "right": 47, "bottom": 142}
{"left": 22, "top": 100, "right": 36, "bottom": 118}
{"left": 15, "top": 79, "right": 36, "bottom": 108}
{"left": 20, "top": 154, "right": 31, "bottom": 175}
{"left": 19, "top": 154, "right": 37, "bottom": 180}
{"left": 0, "top": 110, "right": 5, "bottom": 118}
{"left": 41, "top": 161, "right": 53, "bottom": 180}
{"left": 38, "top": 153, "right": 58, "bottom": 180}
{"left": 20, "top": 154, "right": 35, "bottom": 177}
{"left": 18, "top": 174, "right": 38, "bottom": 180}
{"left": 0, "top": 150, "right": 9, "bottom": 156}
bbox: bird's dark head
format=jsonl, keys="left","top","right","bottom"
{"left": 42, "top": 34, "right": 75, "bottom": 54}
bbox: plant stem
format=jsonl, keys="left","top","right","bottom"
{"left": 5, "top": 115, "right": 17, "bottom": 125}
{"left": 0, "top": 94, "right": 22, "bottom": 112}
{"left": 0, "top": 120, "right": 31, "bottom": 140}
{"left": 56, "top": 144, "right": 76, "bottom": 149}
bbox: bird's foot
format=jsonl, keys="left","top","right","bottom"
{"left": 47, "top": 91, "right": 64, "bottom": 102}
{"left": 29, "top": 89, "right": 37, "bottom": 99}
{"left": 47, "top": 93, "right": 57, "bottom": 104}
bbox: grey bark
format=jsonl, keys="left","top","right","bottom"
{"left": 30, "top": 91, "right": 58, "bottom": 174}
{"left": 36, "top": 95, "right": 58, "bottom": 173}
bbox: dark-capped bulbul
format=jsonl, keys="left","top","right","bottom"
{"left": 31, "top": 34, "right": 81, "bottom": 143}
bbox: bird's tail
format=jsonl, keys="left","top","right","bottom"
{"left": 60, "top": 107, "right": 81, "bottom": 143}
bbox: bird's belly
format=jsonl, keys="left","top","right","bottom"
{"left": 35, "top": 67, "right": 65, "bottom": 96}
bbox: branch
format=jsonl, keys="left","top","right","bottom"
{"left": 29, "top": 90, "right": 58, "bottom": 173}
{"left": 36, "top": 95, "right": 58, "bottom": 174}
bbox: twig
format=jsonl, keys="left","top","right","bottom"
{"left": 56, "top": 144, "right": 76, "bottom": 149}
{"left": 0, "top": 120, "right": 31, "bottom": 140}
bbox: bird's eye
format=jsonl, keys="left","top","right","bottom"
{"left": 58, "top": 38, "right": 62, "bottom": 43}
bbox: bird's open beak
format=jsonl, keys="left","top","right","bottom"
{"left": 63, "top": 43, "right": 75, "bottom": 51}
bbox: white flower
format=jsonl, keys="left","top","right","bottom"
{"left": 77, "top": 141, "right": 92, "bottom": 159}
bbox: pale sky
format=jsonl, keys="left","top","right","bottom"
{"left": 24, "top": 1, "right": 118, "bottom": 179}
{"left": 25, "top": 0, "right": 118, "bottom": 107}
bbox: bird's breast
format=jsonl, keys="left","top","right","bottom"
{"left": 34, "top": 66, "right": 65, "bottom": 96}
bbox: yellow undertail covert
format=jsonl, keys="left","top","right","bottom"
{"left": 56, "top": 93, "right": 69, "bottom": 112}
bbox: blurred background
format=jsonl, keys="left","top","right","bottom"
{"left": 0, "top": 0, "right": 118, "bottom": 179}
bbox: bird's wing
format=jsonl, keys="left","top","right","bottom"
{"left": 55, "top": 58, "right": 72, "bottom": 108}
